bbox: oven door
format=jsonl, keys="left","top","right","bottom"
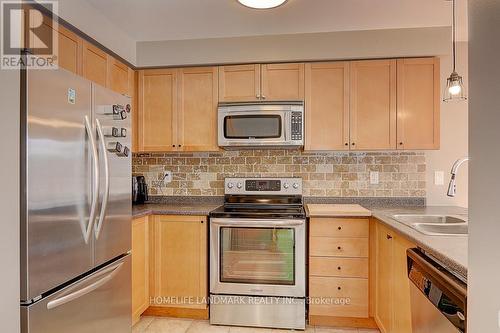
{"left": 210, "top": 218, "right": 306, "bottom": 298}
{"left": 218, "top": 109, "right": 290, "bottom": 148}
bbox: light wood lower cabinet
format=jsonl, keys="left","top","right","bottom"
{"left": 309, "top": 217, "right": 374, "bottom": 328}
{"left": 132, "top": 216, "right": 149, "bottom": 325}
{"left": 149, "top": 215, "right": 208, "bottom": 311}
{"left": 374, "top": 220, "right": 415, "bottom": 333}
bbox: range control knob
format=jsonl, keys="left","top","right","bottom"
{"left": 227, "top": 182, "right": 234, "bottom": 189}
{"left": 120, "top": 128, "right": 127, "bottom": 137}
{"left": 117, "top": 146, "right": 130, "bottom": 157}
{"left": 125, "top": 104, "right": 131, "bottom": 113}
{"left": 283, "top": 183, "right": 290, "bottom": 189}
{"left": 293, "top": 183, "right": 299, "bottom": 189}
{"left": 237, "top": 182, "right": 243, "bottom": 189}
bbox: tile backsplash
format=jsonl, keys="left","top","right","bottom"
{"left": 132, "top": 150, "right": 426, "bottom": 198}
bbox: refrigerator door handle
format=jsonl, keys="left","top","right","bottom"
{"left": 94, "top": 118, "right": 110, "bottom": 240}
{"left": 46, "top": 260, "right": 124, "bottom": 310}
{"left": 84, "top": 115, "right": 99, "bottom": 244}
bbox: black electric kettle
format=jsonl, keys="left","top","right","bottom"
{"left": 132, "top": 176, "right": 149, "bottom": 204}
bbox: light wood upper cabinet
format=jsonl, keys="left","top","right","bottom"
{"left": 350, "top": 60, "right": 397, "bottom": 150}
{"left": 397, "top": 58, "right": 440, "bottom": 150}
{"left": 82, "top": 41, "right": 108, "bottom": 87}
{"left": 149, "top": 216, "right": 207, "bottom": 310}
{"left": 219, "top": 64, "right": 261, "bottom": 102}
{"left": 130, "top": 69, "right": 139, "bottom": 153}
{"left": 138, "top": 69, "right": 177, "bottom": 152}
{"left": 108, "top": 56, "right": 130, "bottom": 95}
{"left": 27, "top": 13, "right": 82, "bottom": 75}
{"left": 132, "top": 216, "right": 149, "bottom": 325}
{"left": 261, "top": 63, "right": 305, "bottom": 101}
{"left": 305, "top": 62, "right": 349, "bottom": 151}
{"left": 177, "top": 67, "right": 219, "bottom": 151}
{"left": 374, "top": 220, "right": 415, "bottom": 333}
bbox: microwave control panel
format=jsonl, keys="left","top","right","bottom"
{"left": 291, "top": 112, "right": 303, "bottom": 141}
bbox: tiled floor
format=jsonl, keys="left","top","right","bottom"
{"left": 132, "top": 317, "right": 380, "bottom": 333}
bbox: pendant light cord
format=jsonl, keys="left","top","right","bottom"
{"left": 452, "top": 0, "right": 456, "bottom": 72}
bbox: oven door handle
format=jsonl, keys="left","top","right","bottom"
{"left": 210, "top": 218, "right": 305, "bottom": 227}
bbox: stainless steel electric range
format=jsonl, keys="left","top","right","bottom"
{"left": 209, "top": 178, "right": 306, "bottom": 330}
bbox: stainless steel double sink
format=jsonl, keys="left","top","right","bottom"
{"left": 391, "top": 214, "right": 468, "bottom": 236}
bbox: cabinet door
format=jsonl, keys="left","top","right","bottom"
{"left": 108, "top": 56, "right": 130, "bottom": 95}
{"left": 177, "top": 67, "right": 219, "bottom": 151}
{"left": 132, "top": 217, "right": 149, "bottom": 325}
{"left": 219, "top": 64, "right": 260, "bottom": 102}
{"left": 392, "top": 235, "right": 415, "bottom": 333}
{"left": 397, "top": 58, "right": 440, "bottom": 150}
{"left": 150, "top": 216, "right": 207, "bottom": 309}
{"left": 82, "top": 41, "right": 108, "bottom": 87}
{"left": 27, "top": 13, "right": 82, "bottom": 75}
{"left": 138, "top": 69, "right": 177, "bottom": 152}
{"left": 304, "top": 62, "right": 350, "bottom": 151}
{"left": 129, "top": 69, "right": 139, "bottom": 153}
{"left": 261, "top": 63, "right": 304, "bottom": 101}
{"left": 350, "top": 60, "right": 397, "bottom": 150}
{"left": 375, "top": 224, "right": 393, "bottom": 333}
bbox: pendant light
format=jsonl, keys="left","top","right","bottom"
{"left": 237, "top": 0, "right": 288, "bottom": 9}
{"left": 444, "top": 0, "right": 467, "bottom": 102}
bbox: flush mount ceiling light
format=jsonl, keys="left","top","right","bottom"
{"left": 444, "top": 0, "right": 467, "bottom": 102}
{"left": 237, "top": 0, "right": 288, "bottom": 9}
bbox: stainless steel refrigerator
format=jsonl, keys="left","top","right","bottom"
{"left": 20, "top": 67, "right": 132, "bottom": 333}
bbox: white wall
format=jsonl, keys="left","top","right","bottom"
{"left": 0, "top": 69, "right": 21, "bottom": 332}
{"left": 425, "top": 42, "right": 469, "bottom": 208}
{"left": 468, "top": 0, "right": 500, "bottom": 331}
{"left": 136, "top": 27, "right": 450, "bottom": 67}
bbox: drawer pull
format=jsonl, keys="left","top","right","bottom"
{"left": 338, "top": 226, "right": 342, "bottom": 230}
{"left": 338, "top": 286, "right": 342, "bottom": 291}
{"left": 387, "top": 234, "right": 393, "bottom": 240}
{"left": 337, "top": 266, "right": 342, "bottom": 270}
{"left": 337, "top": 246, "right": 342, "bottom": 250}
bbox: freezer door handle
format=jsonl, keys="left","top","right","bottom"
{"left": 46, "top": 260, "right": 124, "bottom": 310}
{"left": 84, "top": 116, "right": 99, "bottom": 244}
{"left": 94, "top": 118, "right": 110, "bottom": 240}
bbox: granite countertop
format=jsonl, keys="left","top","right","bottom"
{"left": 132, "top": 203, "right": 221, "bottom": 218}
{"left": 371, "top": 206, "right": 468, "bottom": 281}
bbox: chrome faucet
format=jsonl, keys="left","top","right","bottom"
{"left": 447, "top": 157, "right": 469, "bottom": 197}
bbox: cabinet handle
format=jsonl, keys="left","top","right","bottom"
{"left": 338, "top": 226, "right": 342, "bottom": 231}
{"left": 178, "top": 144, "right": 182, "bottom": 148}
{"left": 351, "top": 142, "right": 356, "bottom": 146}
{"left": 399, "top": 142, "right": 404, "bottom": 145}
{"left": 172, "top": 144, "right": 175, "bottom": 148}
{"left": 201, "top": 220, "right": 204, "bottom": 224}
{"left": 337, "top": 287, "right": 342, "bottom": 291}
{"left": 387, "top": 234, "right": 393, "bottom": 240}
{"left": 256, "top": 94, "right": 261, "bottom": 99}
{"left": 337, "top": 266, "right": 342, "bottom": 270}
{"left": 344, "top": 143, "right": 348, "bottom": 146}
{"left": 261, "top": 95, "right": 266, "bottom": 99}
{"left": 337, "top": 246, "right": 342, "bottom": 250}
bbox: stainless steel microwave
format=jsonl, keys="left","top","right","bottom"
{"left": 218, "top": 102, "right": 304, "bottom": 149}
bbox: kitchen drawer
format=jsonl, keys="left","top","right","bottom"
{"left": 310, "top": 218, "right": 369, "bottom": 238}
{"left": 310, "top": 257, "right": 368, "bottom": 278}
{"left": 310, "top": 237, "right": 369, "bottom": 258}
{"left": 309, "top": 276, "right": 368, "bottom": 318}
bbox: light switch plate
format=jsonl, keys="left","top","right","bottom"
{"left": 370, "top": 171, "right": 379, "bottom": 185}
{"left": 435, "top": 171, "right": 445, "bottom": 185}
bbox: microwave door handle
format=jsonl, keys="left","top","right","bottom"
{"left": 94, "top": 119, "right": 110, "bottom": 240}
{"left": 84, "top": 116, "right": 99, "bottom": 244}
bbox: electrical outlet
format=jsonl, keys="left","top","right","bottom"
{"left": 434, "top": 171, "right": 445, "bottom": 185}
{"left": 162, "top": 171, "right": 172, "bottom": 185}
{"left": 370, "top": 171, "right": 379, "bottom": 185}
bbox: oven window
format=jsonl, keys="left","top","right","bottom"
{"left": 224, "top": 115, "right": 282, "bottom": 139}
{"left": 220, "top": 227, "right": 295, "bottom": 285}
